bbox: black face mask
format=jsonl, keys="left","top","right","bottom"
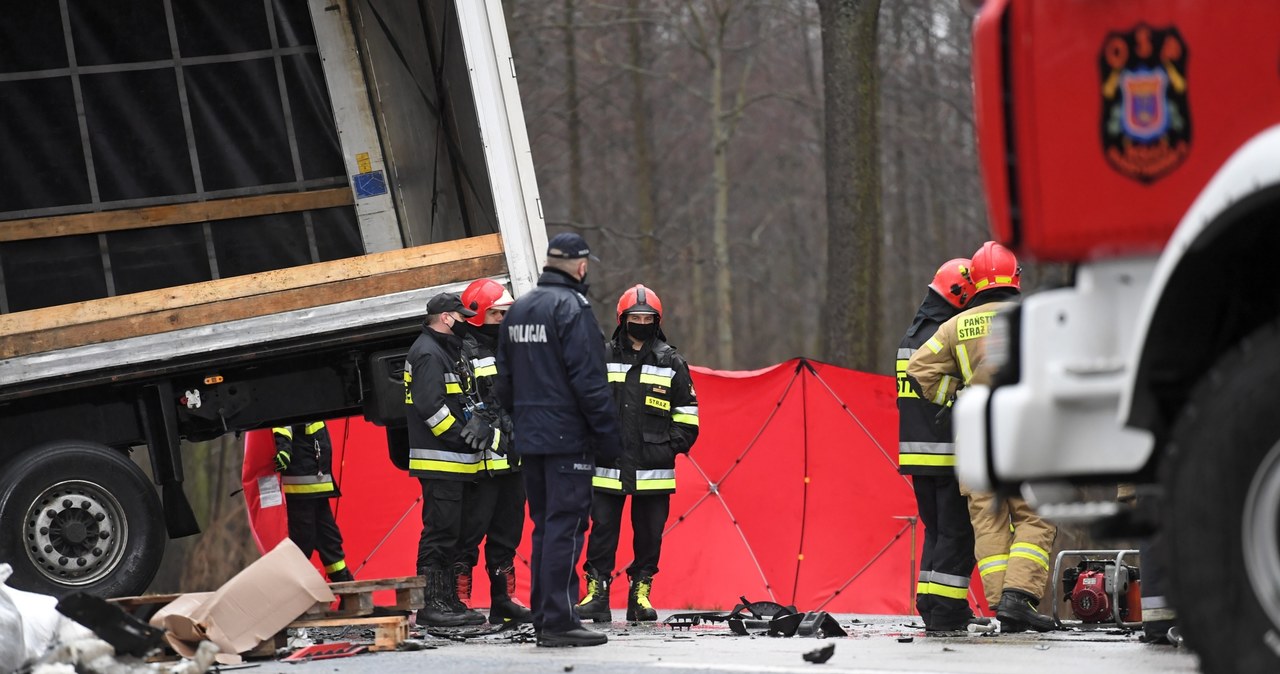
{"left": 477, "top": 323, "right": 501, "bottom": 340}
{"left": 626, "top": 321, "right": 658, "bottom": 343}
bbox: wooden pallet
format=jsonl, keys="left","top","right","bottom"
{"left": 303, "top": 575, "right": 425, "bottom": 619}
{"left": 288, "top": 615, "right": 410, "bottom": 652}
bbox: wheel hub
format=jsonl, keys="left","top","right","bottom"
{"left": 23, "top": 481, "right": 127, "bottom": 586}
{"left": 1243, "top": 440, "right": 1280, "bottom": 632}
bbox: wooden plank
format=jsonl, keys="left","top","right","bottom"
{"left": 0, "top": 188, "right": 356, "bottom": 242}
{"left": 288, "top": 615, "right": 410, "bottom": 652}
{"left": 0, "top": 254, "right": 506, "bottom": 359}
{"left": 0, "top": 234, "right": 503, "bottom": 338}
{"left": 108, "top": 593, "right": 183, "bottom": 609}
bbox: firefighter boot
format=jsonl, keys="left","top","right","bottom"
{"left": 454, "top": 563, "right": 473, "bottom": 607}
{"left": 446, "top": 565, "right": 486, "bottom": 625}
{"left": 576, "top": 571, "right": 612, "bottom": 623}
{"left": 488, "top": 564, "right": 534, "bottom": 625}
{"left": 416, "top": 567, "right": 476, "bottom": 627}
{"left": 996, "top": 589, "right": 1056, "bottom": 633}
{"left": 327, "top": 568, "right": 354, "bottom": 583}
{"left": 626, "top": 575, "right": 658, "bottom": 622}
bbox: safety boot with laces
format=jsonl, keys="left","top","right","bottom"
{"left": 576, "top": 571, "right": 612, "bottom": 623}
{"left": 488, "top": 564, "right": 533, "bottom": 624}
{"left": 626, "top": 575, "right": 658, "bottom": 622}
{"left": 454, "top": 563, "right": 473, "bottom": 607}
{"left": 996, "top": 589, "right": 1056, "bottom": 632}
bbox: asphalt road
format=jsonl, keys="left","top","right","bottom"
{"left": 240, "top": 611, "right": 1199, "bottom": 674}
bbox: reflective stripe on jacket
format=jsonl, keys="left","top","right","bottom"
{"left": 273, "top": 421, "right": 340, "bottom": 499}
{"left": 908, "top": 295, "right": 1018, "bottom": 405}
{"left": 463, "top": 329, "right": 519, "bottom": 475}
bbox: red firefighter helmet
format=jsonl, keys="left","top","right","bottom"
{"left": 970, "top": 241, "right": 1021, "bottom": 292}
{"left": 461, "top": 278, "right": 515, "bottom": 326}
{"left": 929, "top": 258, "right": 976, "bottom": 309}
{"left": 616, "top": 284, "right": 663, "bottom": 323}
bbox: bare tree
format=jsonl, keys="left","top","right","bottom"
{"left": 818, "top": 0, "right": 883, "bottom": 371}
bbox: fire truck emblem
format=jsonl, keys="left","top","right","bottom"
{"left": 1099, "top": 24, "right": 1190, "bottom": 183}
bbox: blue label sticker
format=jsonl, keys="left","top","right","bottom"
{"left": 353, "top": 171, "right": 388, "bottom": 199}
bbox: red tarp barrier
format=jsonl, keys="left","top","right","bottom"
{"left": 244, "top": 358, "right": 983, "bottom": 614}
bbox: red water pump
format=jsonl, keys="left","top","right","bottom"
{"left": 1062, "top": 560, "right": 1141, "bottom": 623}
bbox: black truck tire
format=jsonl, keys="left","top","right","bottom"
{"left": 0, "top": 441, "right": 165, "bottom": 598}
{"left": 1165, "top": 319, "right": 1280, "bottom": 673}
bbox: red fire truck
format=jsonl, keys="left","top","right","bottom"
{"left": 955, "top": 0, "right": 1280, "bottom": 669}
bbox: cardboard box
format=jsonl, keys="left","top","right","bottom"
{"left": 152, "top": 539, "right": 334, "bottom": 663}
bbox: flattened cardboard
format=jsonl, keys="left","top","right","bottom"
{"left": 154, "top": 539, "right": 333, "bottom": 663}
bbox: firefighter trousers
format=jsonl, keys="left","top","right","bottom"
{"left": 912, "top": 475, "right": 975, "bottom": 628}
{"left": 965, "top": 490, "right": 1056, "bottom": 608}
{"left": 583, "top": 491, "right": 670, "bottom": 580}
{"left": 457, "top": 471, "right": 527, "bottom": 572}
{"left": 286, "top": 496, "right": 348, "bottom": 577}
{"left": 417, "top": 478, "right": 484, "bottom": 571}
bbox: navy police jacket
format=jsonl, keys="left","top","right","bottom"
{"left": 496, "top": 269, "right": 621, "bottom": 457}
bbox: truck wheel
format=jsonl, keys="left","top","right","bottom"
{"left": 0, "top": 441, "right": 165, "bottom": 598}
{"left": 1165, "top": 320, "right": 1280, "bottom": 673}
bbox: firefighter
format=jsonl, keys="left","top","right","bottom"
{"left": 272, "top": 421, "right": 353, "bottom": 583}
{"left": 451, "top": 278, "right": 533, "bottom": 625}
{"left": 577, "top": 285, "right": 699, "bottom": 623}
{"left": 907, "top": 241, "right": 1058, "bottom": 633}
{"left": 404, "top": 292, "right": 489, "bottom": 627}
{"left": 495, "top": 232, "right": 622, "bottom": 648}
{"left": 896, "top": 259, "right": 980, "bottom": 633}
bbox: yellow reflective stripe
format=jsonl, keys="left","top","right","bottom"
{"left": 325, "top": 559, "right": 347, "bottom": 573}
{"left": 607, "top": 372, "right": 627, "bottom": 383}
{"left": 474, "top": 365, "right": 498, "bottom": 378}
{"left": 926, "top": 337, "right": 943, "bottom": 354}
{"left": 305, "top": 421, "right": 325, "bottom": 435}
{"left": 1010, "top": 542, "right": 1051, "bottom": 570}
{"left": 957, "top": 344, "right": 974, "bottom": 383}
{"left": 927, "top": 582, "right": 970, "bottom": 600}
{"left": 486, "top": 457, "right": 511, "bottom": 471}
{"left": 431, "top": 414, "right": 457, "bottom": 436}
{"left": 672, "top": 413, "right": 699, "bottom": 426}
{"left": 445, "top": 382, "right": 463, "bottom": 394}
{"left": 638, "top": 373, "right": 673, "bottom": 386}
{"left": 593, "top": 476, "right": 623, "bottom": 490}
{"left": 283, "top": 482, "right": 338, "bottom": 495}
{"left": 272, "top": 426, "right": 293, "bottom": 439}
{"left": 898, "top": 454, "right": 957, "bottom": 467}
{"left": 916, "top": 581, "right": 930, "bottom": 595}
{"left": 977, "top": 554, "right": 1008, "bottom": 577}
{"left": 932, "top": 375, "right": 953, "bottom": 405}
{"left": 635, "top": 478, "right": 676, "bottom": 491}
{"left": 408, "top": 459, "right": 481, "bottom": 474}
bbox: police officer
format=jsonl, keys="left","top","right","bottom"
{"left": 908, "top": 242, "right": 1058, "bottom": 633}
{"left": 452, "top": 278, "right": 533, "bottom": 625}
{"left": 272, "top": 421, "right": 353, "bottom": 583}
{"left": 578, "top": 285, "right": 698, "bottom": 623}
{"left": 404, "top": 292, "right": 489, "bottom": 627}
{"left": 496, "top": 232, "right": 621, "bottom": 648}
{"left": 896, "top": 259, "right": 979, "bottom": 633}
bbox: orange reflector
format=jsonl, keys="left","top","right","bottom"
{"left": 204, "top": 375, "right": 224, "bottom": 385}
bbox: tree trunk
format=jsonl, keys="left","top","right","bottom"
{"left": 818, "top": 0, "right": 883, "bottom": 372}
{"left": 564, "top": 0, "right": 583, "bottom": 224}
{"left": 627, "top": 0, "right": 658, "bottom": 277}
{"left": 710, "top": 40, "right": 735, "bottom": 368}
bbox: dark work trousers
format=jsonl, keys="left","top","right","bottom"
{"left": 458, "top": 472, "right": 527, "bottom": 571}
{"left": 584, "top": 491, "right": 670, "bottom": 580}
{"left": 912, "top": 474, "right": 976, "bottom": 628}
{"left": 286, "top": 496, "right": 347, "bottom": 569}
{"left": 521, "top": 453, "right": 594, "bottom": 633}
{"left": 417, "top": 478, "right": 482, "bottom": 570}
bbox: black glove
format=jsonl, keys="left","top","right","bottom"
{"left": 274, "top": 450, "right": 290, "bottom": 472}
{"left": 460, "top": 415, "right": 496, "bottom": 451}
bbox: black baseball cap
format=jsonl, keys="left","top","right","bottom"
{"left": 426, "top": 292, "right": 477, "bottom": 317}
{"left": 546, "top": 232, "right": 599, "bottom": 261}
